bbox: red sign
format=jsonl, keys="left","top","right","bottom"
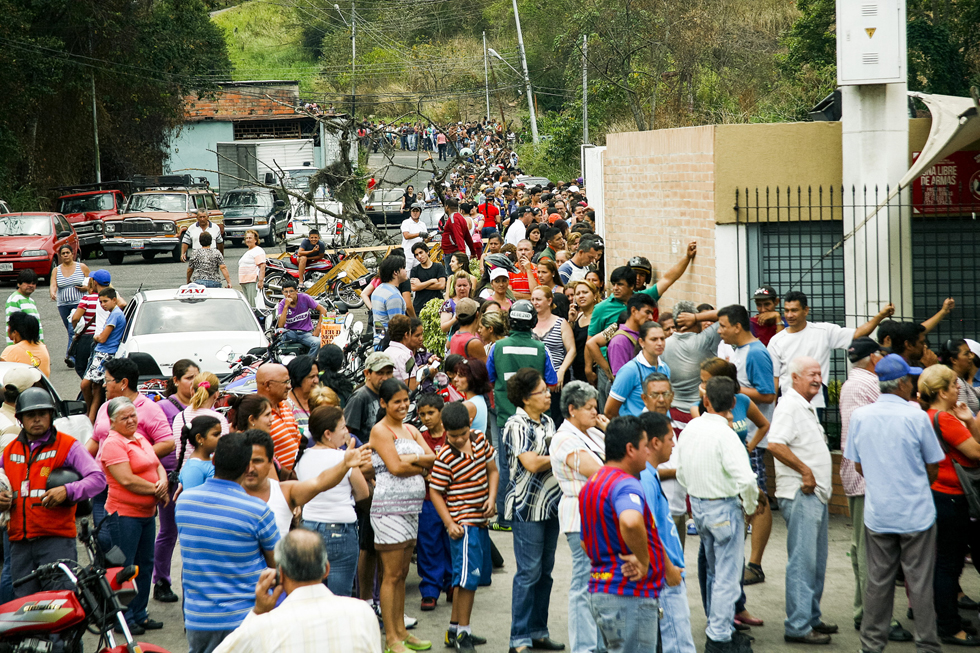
{"left": 911, "top": 150, "right": 980, "bottom": 213}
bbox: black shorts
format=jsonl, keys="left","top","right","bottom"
{"left": 357, "top": 501, "right": 375, "bottom": 553}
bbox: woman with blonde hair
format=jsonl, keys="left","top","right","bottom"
{"left": 478, "top": 308, "right": 508, "bottom": 355}
{"left": 170, "top": 371, "right": 230, "bottom": 451}
{"left": 308, "top": 385, "right": 341, "bottom": 409}
{"left": 440, "top": 271, "right": 475, "bottom": 334}
{"left": 919, "top": 364, "right": 980, "bottom": 645}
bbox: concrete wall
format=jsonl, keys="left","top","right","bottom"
{"left": 602, "top": 127, "right": 718, "bottom": 307}
{"left": 165, "top": 121, "right": 234, "bottom": 189}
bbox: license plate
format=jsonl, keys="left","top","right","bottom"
{"left": 131, "top": 242, "right": 144, "bottom": 250}
{"left": 0, "top": 263, "right": 11, "bottom": 272}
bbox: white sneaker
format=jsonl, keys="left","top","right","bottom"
{"left": 404, "top": 614, "right": 418, "bottom": 629}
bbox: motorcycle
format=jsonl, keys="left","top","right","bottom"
{"left": 0, "top": 519, "right": 170, "bottom": 653}
{"left": 262, "top": 250, "right": 369, "bottom": 310}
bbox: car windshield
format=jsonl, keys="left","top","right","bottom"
{"left": 0, "top": 215, "right": 52, "bottom": 236}
{"left": 126, "top": 194, "right": 186, "bottom": 213}
{"left": 220, "top": 192, "right": 273, "bottom": 209}
{"left": 59, "top": 194, "right": 114, "bottom": 214}
{"left": 132, "top": 298, "right": 259, "bottom": 336}
{"left": 285, "top": 170, "right": 314, "bottom": 190}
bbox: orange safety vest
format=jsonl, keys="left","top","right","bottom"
{"left": 4, "top": 430, "right": 78, "bottom": 541}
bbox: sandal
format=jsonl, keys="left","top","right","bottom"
{"left": 403, "top": 636, "right": 432, "bottom": 651}
{"left": 742, "top": 564, "right": 765, "bottom": 586}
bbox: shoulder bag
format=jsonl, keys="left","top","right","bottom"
{"left": 932, "top": 411, "right": 980, "bottom": 518}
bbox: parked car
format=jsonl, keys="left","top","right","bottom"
{"left": 0, "top": 213, "right": 79, "bottom": 280}
{"left": 115, "top": 284, "right": 268, "bottom": 376}
{"left": 362, "top": 187, "right": 406, "bottom": 227}
{"left": 512, "top": 175, "right": 551, "bottom": 188}
{"left": 102, "top": 176, "right": 223, "bottom": 265}
{"left": 57, "top": 190, "right": 125, "bottom": 256}
{"left": 219, "top": 187, "right": 288, "bottom": 247}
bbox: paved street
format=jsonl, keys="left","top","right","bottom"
{"left": 10, "top": 249, "right": 978, "bottom": 651}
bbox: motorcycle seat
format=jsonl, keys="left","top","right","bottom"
{"left": 280, "top": 258, "right": 299, "bottom": 269}
{"left": 280, "top": 342, "right": 310, "bottom": 355}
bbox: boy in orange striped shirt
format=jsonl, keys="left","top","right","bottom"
{"left": 428, "top": 401, "right": 499, "bottom": 652}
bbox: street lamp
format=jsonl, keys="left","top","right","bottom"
{"left": 333, "top": 3, "right": 355, "bottom": 117}
{"left": 489, "top": 43, "right": 538, "bottom": 143}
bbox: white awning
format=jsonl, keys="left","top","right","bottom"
{"left": 899, "top": 91, "right": 980, "bottom": 189}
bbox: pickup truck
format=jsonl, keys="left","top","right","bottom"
{"left": 57, "top": 190, "right": 125, "bottom": 256}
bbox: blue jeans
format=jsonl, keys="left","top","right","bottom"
{"left": 566, "top": 532, "right": 603, "bottom": 653}
{"left": 416, "top": 501, "right": 452, "bottom": 599}
{"left": 187, "top": 628, "right": 234, "bottom": 653}
{"left": 697, "top": 541, "right": 746, "bottom": 615}
{"left": 0, "top": 530, "right": 12, "bottom": 603}
{"left": 57, "top": 303, "right": 77, "bottom": 358}
{"left": 110, "top": 513, "right": 156, "bottom": 624}
{"left": 495, "top": 414, "right": 510, "bottom": 525}
{"left": 303, "top": 520, "right": 359, "bottom": 597}
{"left": 690, "top": 496, "right": 744, "bottom": 643}
{"left": 781, "top": 490, "right": 829, "bottom": 637}
{"left": 660, "top": 578, "right": 697, "bottom": 653}
{"left": 587, "top": 591, "right": 659, "bottom": 653}
{"left": 193, "top": 279, "right": 222, "bottom": 288}
{"left": 510, "top": 517, "right": 560, "bottom": 648}
{"left": 91, "top": 487, "right": 113, "bottom": 553}
{"left": 281, "top": 329, "right": 320, "bottom": 359}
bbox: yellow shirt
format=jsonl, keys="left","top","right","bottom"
{"left": 1, "top": 341, "right": 51, "bottom": 377}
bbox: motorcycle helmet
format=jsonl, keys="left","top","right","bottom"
{"left": 628, "top": 256, "right": 652, "bottom": 279}
{"left": 46, "top": 468, "right": 82, "bottom": 507}
{"left": 14, "top": 387, "right": 56, "bottom": 420}
{"left": 509, "top": 300, "right": 537, "bottom": 331}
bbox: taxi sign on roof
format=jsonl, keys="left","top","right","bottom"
{"left": 175, "top": 283, "right": 209, "bottom": 299}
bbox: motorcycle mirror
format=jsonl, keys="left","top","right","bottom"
{"left": 216, "top": 345, "right": 233, "bottom": 362}
{"left": 353, "top": 321, "right": 364, "bottom": 335}
{"left": 265, "top": 314, "right": 275, "bottom": 330}
{"left": 415, "top": 367, "right": 427, "bottom": 383}
{"left": 105, "top": 546, "right": 126, "bottom": 567}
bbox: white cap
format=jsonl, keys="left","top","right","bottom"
{"left": 489, "top": 267, "right": 510, "bottom": 281}
{"left": 568, "top": 185, "right": 580, "bottom": 192}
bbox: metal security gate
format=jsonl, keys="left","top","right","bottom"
{"left": 911, "top": 216, "right": 980, "bottom": 344}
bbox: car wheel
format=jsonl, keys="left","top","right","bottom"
{"left": 141, "top": 251, "right": 157, "bottom": 261}
{"left": 107, "top": 252, "right": 125, "bottom": 266}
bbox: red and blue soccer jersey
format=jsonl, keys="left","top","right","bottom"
{"left": 579, "top": 466, "right": 666, "bottom": 597}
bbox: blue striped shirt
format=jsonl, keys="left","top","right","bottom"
{"left": 372, "top": 282, "right": 405, "bottom": 335}
{"left": 175, "top": 478, "right": 280, "bottom": 631}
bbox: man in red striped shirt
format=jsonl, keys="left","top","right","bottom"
{"left": 579, "top": 415, "right": 681, "bottom": 652}
{"left": 255, "top": 363, "right": 301, "bottom": 473}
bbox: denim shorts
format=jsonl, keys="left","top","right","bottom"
{"left": 749, "top": 447, "right": 767, "bottom": 493}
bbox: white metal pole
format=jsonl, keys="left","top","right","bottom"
{"left": 582, "top": 34, "right": 588, "bottom": 144}
{"left": 351, "top": 1, "right": 356, "bottom": 117}
{"left": 483, "top": 32, "right": 491, "bottom": 121}
{"left": 511, "top": 0, "right": 539, "bottom": 144}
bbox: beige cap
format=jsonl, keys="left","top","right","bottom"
{"left": 4, "top": 366, "right": 42, "bottom": 392}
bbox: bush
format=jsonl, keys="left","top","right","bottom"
{"left": 419, "top": 297, "right": 447, "bottom": 358}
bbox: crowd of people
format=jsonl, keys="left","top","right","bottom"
{"left": 4, "top": 166, "right": 980, "bottom": 653}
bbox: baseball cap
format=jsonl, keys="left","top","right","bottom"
{"left": 489, "top": 267, "right": 510, "bottom": 281}
{"left": 91, "top": 269, "right": 111, "bottom": 285}
{"left": 548, "top": 213, "right": 562, "bottom": 224}
{"left": 364, "top": 352, "right": 395, "bottom": 372}
{"left": 455, "top": 298, "right": 479, "bottom": 321}
{"left": 4, "top": 367, "right": 42, "bottom": 393}
{"left": 847, "top": 337, "right": 883, "bottom": 363}
{"left": 518, "top": 206, "right": 535, "bottom": 216}
{"left": 966, "top": 339, "right": 980, "bottom": 360}
{"left": 752, "top": 286, "right": 777, "bottom": 301}
{"left": 568, "top": 185, "right": 580, "bottom": 193}
{"left": 874, "top": 353, "right": 922, "bottom": 381}
{"left": 410, "top": 202, "right": 423, "bottom": 211}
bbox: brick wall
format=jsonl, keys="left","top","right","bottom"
{"left": 602, "top": 126, "right": 718, "bottom": 312}
{"left": 184, "top": 82, "right": 300, "bottom": 122}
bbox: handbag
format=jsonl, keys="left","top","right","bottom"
{"left": 932, "top": 411, "right": 980, "bottom": 518}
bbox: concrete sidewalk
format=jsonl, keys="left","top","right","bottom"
{"left": 100, "top": 510, "right": 966, "bottom": 651}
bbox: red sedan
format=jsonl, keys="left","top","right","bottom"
{"left": 0, "top": 213, "right": 79, "bottom": 281}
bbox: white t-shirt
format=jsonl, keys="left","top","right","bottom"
{"left": 182, "top": 222, "right": 223, "bottom": 249}
{"left": 295, "top": 448, "right": 357, "bottom": 524}
{"left": 94, "top": 291, "right": 125, "bottom": 334}
{"left": 766, "top": 322, "right": 854, "bottom": 408}
{"left": 238, "top": 246, "right": 267, "bottom": 284}
{"left": 400, "top": 217, "right": 428, "bottom": 264}
{"left": 505, "top": 218, "right": 526, "bottom": 247}
{"left": 767, "top": 389, "right": 833, "bottom": 503}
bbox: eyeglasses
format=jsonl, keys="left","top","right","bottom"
{"left": 529, "top": 389, "right": 550, "bottom": 396}
{"left": 644, "top": 391, "right": 673, "bottom": 399}
{"left": 269, "top": 379, "right": 291, "bottom": 386}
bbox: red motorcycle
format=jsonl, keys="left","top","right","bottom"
{"left": 0, "top": 519, "right": 170, "bottom": 653}
{"left": 263, "top": 251, "right": 340, "bottom": 303}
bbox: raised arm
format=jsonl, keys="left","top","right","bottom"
{"left": 854, "top": 303, "right": 896, "bottom": 339}
{"left": 921, "top": 298, "right": 955, "bottom": 336}
{"left": 653, "top": 241, "right": 697, "bottom": 298}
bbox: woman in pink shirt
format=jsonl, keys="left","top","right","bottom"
{"left": 101, "top": 396, "right": 169, "bottom": 634}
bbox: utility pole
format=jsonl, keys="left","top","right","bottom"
{"left": 91, "top": 72, "right": 101, "bottom": 183}
{"left": 483, "top": 32, "right": 491, "bottom": 121}
{"left": 511, "top": 0, "right": 539, "bottom": 143}
{"left": 582, "top": 34, "right": 589, "bottom": 144}
{"left": 351, "top": 1, "right": 356, "bottom": 118}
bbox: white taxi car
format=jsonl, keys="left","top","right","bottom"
{"left": 115, "top": 284, "right": 268, "bottom": 375}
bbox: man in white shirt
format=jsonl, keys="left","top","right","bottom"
{"left": 214, "top": 529, "right": 381, "bottom": 653}
{"left": 181, "top": 210, "right": 224, "bottom": 261}
{"left": 676, "top": 377, "right": 759, "bottom": 652}
{"left": 400, "top": 204, "right": 428, "bottom": 274}
{"left": 767, "top": 290, "right": 894, "bottom": 410}
{"left": 766, "top": 356, "right": 836, "bottom": 646}
{"left": 505, "top": 206, "right": 535, "bottom": 247}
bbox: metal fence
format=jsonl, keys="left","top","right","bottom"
{"left": 732, "top": 186, "right": 980, "bottom": 448}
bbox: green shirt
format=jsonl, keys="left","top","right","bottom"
{"left": 5, "top": 291, "right": 42, "bottom": 345}
{"left": 588, "top": 284, "right": 661, "bottom": 337}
